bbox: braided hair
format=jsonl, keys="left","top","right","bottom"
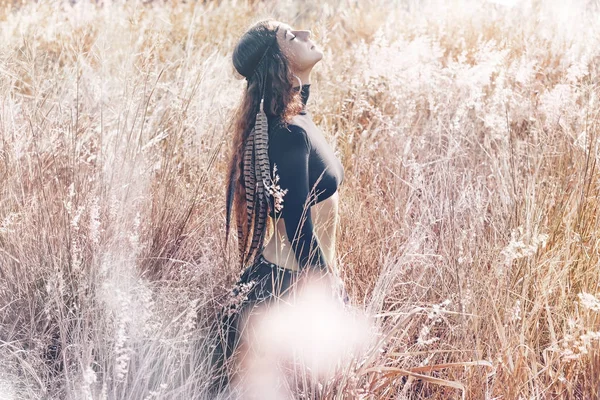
{"left": 226, "top": 20, "right": 304, "bottom": 269}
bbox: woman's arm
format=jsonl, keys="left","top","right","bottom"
{"left": 270, "top": 124, "right": 327, "bottom": 271}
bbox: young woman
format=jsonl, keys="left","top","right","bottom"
{"left": 207, "top": 19, "right": 350, "bottom": 395}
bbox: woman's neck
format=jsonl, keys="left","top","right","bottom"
{"left": 294, "top": 70, "right": 311, "bottom": 87}
{"left": 292, "top": 83, "right": 311, "bottom": 112}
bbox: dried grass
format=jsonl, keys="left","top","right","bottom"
{"left": 0, "top": 0, "right": 599, "bottom": 398}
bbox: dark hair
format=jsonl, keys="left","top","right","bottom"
{"left": 225, "top": 19, "right": 304, "bottom": 269}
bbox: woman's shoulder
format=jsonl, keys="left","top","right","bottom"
{"left": 269, "top": 117, "right": 310, "bottom": 149}
{"left": 269, "top": 114, "right": 306, "bottom": 133}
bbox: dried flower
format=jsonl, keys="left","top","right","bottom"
{"left": 263, "top": 164, "right": 289, "bottom": 213}
{"left": 501, "top": 226, "right": 549, "bottom": 266}
{"left": 225, "top": 280, "right": 258, "bottom": 317}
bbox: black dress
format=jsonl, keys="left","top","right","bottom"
{"left": 207, "top": 84, "right": 349, "bottom": 395}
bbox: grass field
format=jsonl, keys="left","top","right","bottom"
{"left": 0, "top": 0, "right": 599, "bottom": 398}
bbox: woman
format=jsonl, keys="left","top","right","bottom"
{"left": 207, "top": 19, "right": 350, "bottom": 395}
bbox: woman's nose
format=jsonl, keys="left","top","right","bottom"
{"left": 300, "top": 30, "right": 312, "bottom": 40}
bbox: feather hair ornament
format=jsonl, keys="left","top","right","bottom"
{"left": 226, "top": 96, "right": 270, "bottom": 270}
{"left": 226, "top": 25, "right": 281, "bottom": 269}
{"left": 242, "top": 95, "right": 272, "bottom": 267}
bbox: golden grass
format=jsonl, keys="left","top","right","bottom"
{"left": 0, "top": 0, "right": 599, "bottom": 398}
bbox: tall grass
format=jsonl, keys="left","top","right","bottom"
{"left": 0, "top": 0, "right": 598, "bottom": 398}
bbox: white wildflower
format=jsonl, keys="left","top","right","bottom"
{"left": 263, "top": 164, "right": 288, "bottom": 213}
{"left": 181, "top": 298, "right": 199, "bottom": 341}
{"left": 501, "top": 226, "right": 549, "bottom": 266}
{"left": 0, "top": 212, "right": 20, "bottom": 234}
{"left": 566, "top": 58, "right": 589, "bottom": 83}
{"left": 115, "top": 318, "right": 131, "bottom": 381}
{"left": 417, "top": 324, "right": 439, "bottom": 346}
{"left": 578, "top": 292, "right": 600, "bottom": 312}
{"left": 427, "top": 299, "right": 450, "bottom": 320}
{"left": 511, "top": 300, "right": 522, "bottom": 322}
{"left": 418, "top": 300, "right": 449, "bottom": 347}
{"left": 89, "top": 196, "right": 101, "bottom": 245}
{"left": 539, "top": 84, "right": 574, "bottom": 125}
{"left": 65, "top": 182, "right": 76, "bottom": 214}
{"left": 129, "top": 211, "right": 142, "bottom": 251}
{"left": 71, "top": 205, "right": 85, "bottom": 228}
{"left": 580, "top": 331, "right": 600, "bottom": 344}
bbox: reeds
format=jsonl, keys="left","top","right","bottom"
{"left": 0, "top": 0, "right": 598, "bottom": 398}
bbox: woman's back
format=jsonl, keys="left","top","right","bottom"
{"left": 264, "top": 190, "right": 340, "bottom": 271}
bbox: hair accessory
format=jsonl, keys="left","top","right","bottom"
{"left": 241, "top": 97, "right": 272, "bottom": 267}
{"left": 240, "top": 25, "right": 280, "bottom": 267}
{"left": 246, "top": 24, "right": 281, "bottom": 81}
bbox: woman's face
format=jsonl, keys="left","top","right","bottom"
{"left": 274, "top": 22, "right": 323, "bottom": 74}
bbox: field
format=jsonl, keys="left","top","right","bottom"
{"left": 0, "top": 0, "right": 599, "bottom": 398}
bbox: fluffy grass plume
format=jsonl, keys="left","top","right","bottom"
{"left": 0, "top": 0, "right": 599, "bottom": 398}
